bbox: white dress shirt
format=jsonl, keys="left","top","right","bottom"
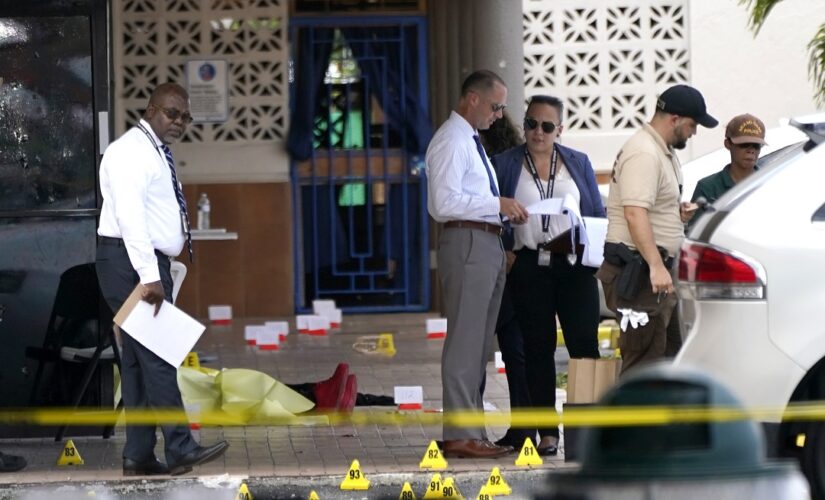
{"left": 98, "top": 119, "right": 185, "bottom": 284}
{"left": 426, "top": 111, "right": 501, "bottom": 225}
{"left": 513, "top": 162, "right": 580, "bottom": 250}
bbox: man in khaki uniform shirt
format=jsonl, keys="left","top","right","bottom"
{"left": 597, "top": 84, "right": 717, "bottom": 373}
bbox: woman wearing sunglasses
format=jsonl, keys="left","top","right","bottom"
{"left": 490, "top": 95, "right": 604, "bottom": 456}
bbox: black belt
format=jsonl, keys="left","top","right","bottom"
{"left": 443, "top": 220, "right": 503, "bottom": 236}
{"left": 97, "top": 236, "right": 171, "bottom": 260}
{"left": 97, "top": 235, "right": 125, "bottom": 246}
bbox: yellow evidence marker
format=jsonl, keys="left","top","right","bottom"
{"left": 183, "top": 351, "right": 201, "bottom": 368}
{"left": 440, "top": 477, "right": 462, "bottom": 499}
{"left": 57, "top": 439, "right": 84, "bottom": 466}
{"left": 422, "top": 473, "right": 443, "bottom": 499}
{"left": 308, "top": 491, "right": 320, "bottom": 500}
{"left": 377, "top": 333, "right": 397, "bottom": 357}
{"left": 340, "top": 459, "right": 370, "bottom": 490}
{"left": 482, "top": 467, "right": 511, "bottom": 496}
{"left": 399, "top": 481, "right": 417, "bottom": 500}
{"left": 476, "top": 485, "right": 492, "bottom": 500}
{"left": 515, "top": 437, "right": 543, "bottom": 466}
{"left": 419, "top": 440, "right": 448, "bottom": 470}
{"left": 235, "top": 482, "right": 253, "bottom": 500}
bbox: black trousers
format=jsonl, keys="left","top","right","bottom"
{"left": 95, "top": 241, "right": 198, "bottom": 466}
{"left": 509, "top": 248, "right": 600, "bottom": 439}
{"left": 494, "top": 284, "right": 533, "bottom": 442}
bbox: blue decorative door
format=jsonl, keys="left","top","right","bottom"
{"left": 288, "top": 17, "right": 431, "bottom": 313}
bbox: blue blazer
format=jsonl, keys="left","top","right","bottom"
{"left": 491, "top": 143, "right": 605, "bottom": 250}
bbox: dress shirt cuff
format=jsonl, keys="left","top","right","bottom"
{"left": 491, "top": 197, "right": 504, "bottom": 217}
{"left": 136, "top": 265, "right": 161, "bottom": 285}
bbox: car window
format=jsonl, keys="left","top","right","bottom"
{"left": 687, "top": 140, "right": 811, "bottom": 241}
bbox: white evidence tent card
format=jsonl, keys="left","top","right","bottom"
{"left": 257, "top": 325, "right": 280, "bottom": 350}
{"left": 265, "top": 321, "right": 289, "bottom": 341}
{"left": 244, "top": 325, "right": 259, "bottom": 345}
{"left": 312, "top": 299, "right": 337, "bottom": 315}
{"left": 322, "top": 308, "right": 342, "bottom": 327}
{"left": 426, "top": 318, "right": 447, "bottom": 338}
{"left": 296, "top": 314, "right": 313, "bottom": 332}
{"left": 208, "top": 305, "right": 232, "bottom": 323}
{"left": 307, "top": 315, "right": 330, "bottom": 334}
{"left": 394, "top": 386, "right": 423, "bottom": 409}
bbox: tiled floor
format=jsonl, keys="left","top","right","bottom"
{"left": 0, "top": 313, "right": 574, "bottom": 488}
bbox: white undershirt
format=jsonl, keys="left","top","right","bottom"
{"left": 513, "top": 161, "right": 580, "bottom": 250}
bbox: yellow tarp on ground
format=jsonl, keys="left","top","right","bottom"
{"left": 177, "top": 367, "right": 316, "bottom": 424}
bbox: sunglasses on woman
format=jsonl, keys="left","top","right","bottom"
{"left": 524, "top": 117, "right": 556, "bottom": 134}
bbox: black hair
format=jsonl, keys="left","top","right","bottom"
{"left": 527, "top": 95, "right": 564, "bottom": 123}
{"left": 479, "top": 111, "right": 524, "bottom": 156}
{"left": 460, "top": 70, "right": 506, "bottom": 96}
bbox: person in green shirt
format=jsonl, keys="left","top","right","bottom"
{"left": 690, "top": 114, "right": 767, "bottom": 219}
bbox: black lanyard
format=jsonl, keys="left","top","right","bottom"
{"left": 524, "top": 145, "right": 559, "bottom": 233}
{"left": 137, "top": 123, "right": 167, "bottom": 164}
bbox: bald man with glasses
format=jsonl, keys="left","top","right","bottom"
{"left": 97, "top": 83, "right": 228, "bottom": 476}
{"left": 426, "top": 70, "right": 527, "bottom": 459}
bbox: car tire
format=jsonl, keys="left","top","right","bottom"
{"left": 800, "top": 422, "right": 825, "bottom": 499}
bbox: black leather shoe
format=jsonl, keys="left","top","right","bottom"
{"left": 494, "top": 431, "right": 532, "bottom": 450}
{"left": 169, "top": 441, "right": 229, "bottom": 476}
{"left": 123, "top": 457, "right": 169, "bottom": 476}
{"left": 0, "top": 452, "right": 26, "bottom": 473}
{"left": 537, "top": 437, "right": 559, "bottom": 456}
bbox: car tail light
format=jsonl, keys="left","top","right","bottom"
{"left": 678, "top": 240, "right": 765, "bottom": 300}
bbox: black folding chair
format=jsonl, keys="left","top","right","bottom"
{"left": 24, "top": 263, "right": 122, "bottom": 441}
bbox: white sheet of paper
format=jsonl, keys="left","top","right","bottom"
{"left": 119, "top": 294, "right": 205, "bottom": 367}
{"left": 582, "top": 216, "right": 608, "bottom": 268}
{"left": 526, "top": 197, "right": 563, "bottom": 215}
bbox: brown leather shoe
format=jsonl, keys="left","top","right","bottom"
{"left": 442, "top": 439, "right": 513, "bottom": 459}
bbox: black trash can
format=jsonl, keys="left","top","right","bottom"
{"left": 539, "top": 363, "right": 809, "bottom": 499}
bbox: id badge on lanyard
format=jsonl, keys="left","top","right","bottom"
{"left": 537, "top": 248, "right": 552, "bottom": 267}
{"left": 180, "top": 209, "right": 190, "bottom": 235}
{"left": 525, "top": 147, "right": 558, "bottom": 267}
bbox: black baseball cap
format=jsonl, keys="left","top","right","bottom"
{"left": 656, "top": 84, "right": 718, "bottom": 128}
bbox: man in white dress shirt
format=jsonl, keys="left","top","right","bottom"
{"left": 426, "top": 70, "right": 528, "bottom": 459}
{"left": 96, "top": 83, "right": 228, "bottom": 476}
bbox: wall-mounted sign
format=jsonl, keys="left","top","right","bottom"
{"left": 185, "top": 59, "right": 228, "bottom": 123}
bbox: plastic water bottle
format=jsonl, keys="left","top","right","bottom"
{"left": 197, "top": 193, "right": 211, "bottom": 230}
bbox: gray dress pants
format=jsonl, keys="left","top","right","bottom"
{"left": 438, "top": 227, "right": 506, "bottom": 440}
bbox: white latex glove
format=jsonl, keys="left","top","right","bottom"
{"left": 617, "top": 308, "right": 650, "bottom": 332}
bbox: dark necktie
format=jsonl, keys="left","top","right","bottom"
{"left": 473, "top": 135, "right": 500, "bottom": 196}
{"left": 473, "top": 135, "right": 509, "bottom": 230}
{"left": 161, "top": 144, "right": 193, "bottom": 262}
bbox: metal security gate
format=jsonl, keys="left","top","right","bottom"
{"left": 288, "top": 17, "right": 431, "bottom": 312}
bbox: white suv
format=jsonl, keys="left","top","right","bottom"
{"left": 674, "top": 113, "right": 825, "bottom": 497}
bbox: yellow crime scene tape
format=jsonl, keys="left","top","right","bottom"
{"left": 4, "top": 402, "right": 825, "bottom": 428}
